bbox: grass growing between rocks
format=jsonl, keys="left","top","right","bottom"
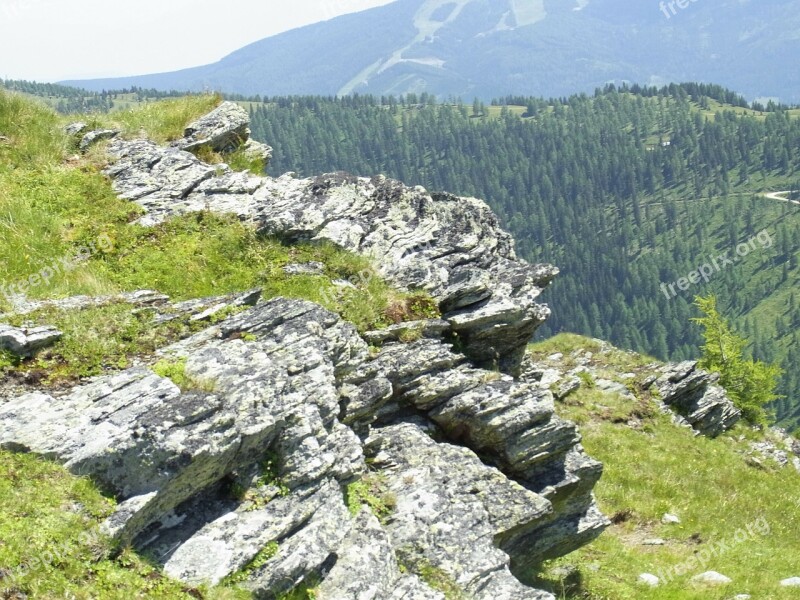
{"left": 82, "top": 94, "right": 222, "bottom": 144}
{"left": 0, "top": 89, "right": 439, "bottom": 385}
{"left": 0, "top": 451, "right": 251, "bottom": 600}
{"left": 345, "top": 474, "right": 397, "bottom": 524}
{"left": 529, "top": 335, "right": 800, "bottom": 600}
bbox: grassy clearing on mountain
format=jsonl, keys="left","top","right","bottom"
{"left": 530, "top": 335, "right": 800, "bottom": 600}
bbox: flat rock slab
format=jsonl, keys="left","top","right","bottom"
{"left": 0, "top": 324, "right": 62, "bottom": 356}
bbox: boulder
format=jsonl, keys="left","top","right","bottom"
{"left": 638, "top": 573, "right": 660, "bottom": 587}
{"left": 79, "top": 129, "right": 119, "bottom": 152}
{"left": 691, "top": 571, "right": 732, "bottom": 585}
{"left": 653, "top": 361, "right": 741, "bottom": 437}
{"left": 367, "top": 422, "right": 556, "bottom": 600}
{"left": 662, "top": 513, "right": 681, "bottom": 524}
{"left": 0, "top": 324, "right": 62, "bottom": 357}
{"left": 174, "top": 101, "right": 251, "bottom": 153}
{"left": 64, "top": 122, "right": 87, "bottom": 136}
{"left": 241, "top": 138, "right": 273, "bottom": 168}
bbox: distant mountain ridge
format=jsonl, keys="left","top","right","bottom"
{"left": 64, "top": 0, "right": 800, "bottom": 102}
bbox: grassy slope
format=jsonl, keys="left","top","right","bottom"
{"left": 0, "top": 91, "right": 437, "bottom": 382}
{"left": 0, "top": 90, "right": 437, "bottom": 599}
{"left": 530, "top": 335, "right": 800, "bottom": 600}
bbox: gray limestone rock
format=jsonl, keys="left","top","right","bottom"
{"left": 79, "top": 129, "right": 119, "bottom": 152}
{"left": 366, "top": 422, "right": 556, "bottom": 600}
{"left": 174, "top": 101, "right": 251, "bottom": 153}
{"left": 103, "top": 107, "right": 559, "bottom": 373}
{"left": 654, "top": 361, "right": 741, "bottom": 437}
{"left": 0, "top": 324, "right": 62, "bottom": 357}
{"left": 242, "top": 138, "right": 273, "bottom": 168}
{"left": 65, "top": 122, "right": 88, "bottom": 136}
{"left": 362, "top": 319, "right": 450, "bottom": 345}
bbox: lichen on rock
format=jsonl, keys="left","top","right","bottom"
{"left": 0, "top": 104, "right": 611, "bottom": 598}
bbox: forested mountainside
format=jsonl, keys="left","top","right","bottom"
{"left": 5, "top": 79, "right": 799, "bottom": 427}
{"left": 245, "top": 84, "right": 800, "bottom": 429}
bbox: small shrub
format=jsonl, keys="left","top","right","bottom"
{"left": 384, "top": 292, "right": 440, "bottom": 324}
{"left": 693, "top": 295, "right": 782, "bottom": 424}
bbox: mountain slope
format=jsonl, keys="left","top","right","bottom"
{"left": 64, "top": 0, "right": 800, "bottom": 102}
{"left": 243, "top": 87, "right": 800, "bottom": 429}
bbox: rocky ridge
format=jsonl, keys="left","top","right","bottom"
{"left": 0, "top": 104, "right": 608, "bottom": 598}
{"left": 103, "top": 101, "right": 558, "bottom": 374}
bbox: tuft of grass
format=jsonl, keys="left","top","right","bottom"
{"left": 223, "top": 542, "right": 279, "bottom": 585}
{"left": 576, "top": 370, "right": 596, "bottom": 389}
{"left": 384, "top": 292, "right": 441, "bottom": 324}
{"left": 345, "top": 474, "right": 396, "bottom": 523}
{"left": 0, "top": 90, "right": 67, "bottom": 167}
{"left": 528, "top": 333, "right": 604, "bottom": 358}
{"left": 89, "top": 94, "right": 222, "bottom": 144}
{"left": 275, "top": 580, "right": 319, "bottom": 600}
{"left": 399, "top": 558, "right": 464, "bottom": 600}
{"left": 0, "top": 303, "right": 205, "bottom": 385}
{"left": 191, "top": 144, "right": 265, "bottom": 176}
{"left": 151, "top": 357, "right": 216, "bottom": 393}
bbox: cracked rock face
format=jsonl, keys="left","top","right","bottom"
{"left": 0, "top": 103, "right": 609, "bottom": 597}
{"left": 0, "top": 297, "right": 605, "bottom": 598}
{"left": 103, "top": 103, "right": 557, "bottom": 373}
{"left": 653, "top": 361, "right": 741, "bottom": 437}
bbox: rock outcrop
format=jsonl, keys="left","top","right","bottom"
{"left": 523, "top": 341, "right": 741, "bottom": 438}
{"left": 0, "top": 324, "right": 62, "bottom": 357}
{"left": 102, "top": 101, "right": 557, "bottom": 373}
{"left": 0, "top": 104, "right": 610, "bottom": 598}
{"left": 0, "top": 297, "right": 606, "bottom": 598}
{"left": 651, "top": 361, "right": 741, "bottom": 437}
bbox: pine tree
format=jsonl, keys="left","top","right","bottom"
{"left": 692, "top": 295, "right": 782, "bottom": 424}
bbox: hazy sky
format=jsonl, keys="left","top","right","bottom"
{"left": 0, "top": 0, "right": 394, "bottom": 82}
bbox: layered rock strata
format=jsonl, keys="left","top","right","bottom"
{"left": 0, "top": 104, "right": 611, "bottom": 597}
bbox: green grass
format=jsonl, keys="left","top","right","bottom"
{"left": 2, "top": 303, "right": 204, "bottom": 383}
{"left": 398, "top": 557, "right": 465, "bottom": 600}
{"left": 345, "top": 474, "right": 396, "bottom": 523}
{"left": 0, "top": 451, "right": 251, "bottom": 600}
{"left": 83, "top": 95, "right": 222, "bottom": 144}
{"left": 223, "top": 542, "right": 279, "bottom": 586}
{"left": 526, "top": 337, "right": 800, "bottom": 600}
{"left": 0, "top": 89, "right": 438, "bottom": 388}
{"left": 151, "top": 357, "right": 216, "bottom": 393}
